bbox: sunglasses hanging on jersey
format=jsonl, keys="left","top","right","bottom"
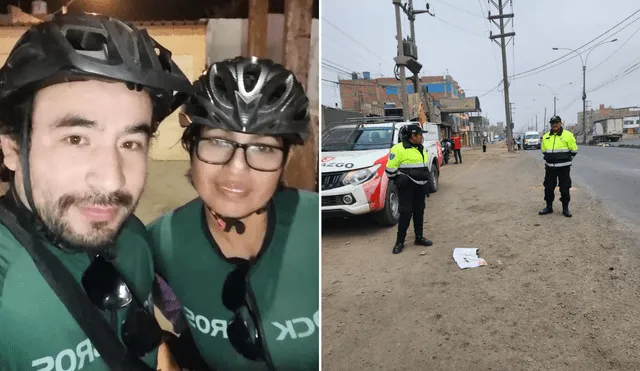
{"left": 222, "top": 262, "right": 276, "bottom": 371}
{"left": 82, "top": 254, "right": 163, "bottom": 357}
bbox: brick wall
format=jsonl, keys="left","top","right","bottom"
{"left": 338, "top": 75, "right": 462, "bottom": 112}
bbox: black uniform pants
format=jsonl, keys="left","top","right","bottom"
{"left": 396, "top": 180, "right": 428, "bottom": 243}
{"left": 454, "top": 149, "right": 462, "bottom": 163}
{"left": 544, "top": 165, "right": 572, "bottom": 205}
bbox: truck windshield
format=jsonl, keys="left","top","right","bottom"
{"left": 525, "top": 134, "right": 540, "bottom": 139}
{"left": 322, "top": 126, "right": 393, "bottom": 151}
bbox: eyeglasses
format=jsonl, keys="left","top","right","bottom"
{"left": 221, "top": 263, "right": 268, "bottom": 362}
{"left": 195, "top": 137, "right": 285, "bottom": 172}
{"left": 82, "top": 255, "right": 163, "bottom": 357}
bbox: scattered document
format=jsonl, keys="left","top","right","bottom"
{"left": 453, "top": 248, "right": 488, "bottom": 269}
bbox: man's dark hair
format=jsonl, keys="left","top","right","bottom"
{"left": 0, "top": 95, "right": 33, "bottom": 182}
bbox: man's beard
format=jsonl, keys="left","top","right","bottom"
{"left": 36, "top": 190, "right": 136, "bottom": 254}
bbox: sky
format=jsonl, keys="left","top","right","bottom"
{"left": 321, "top": 0, "right": 640, "bottom": 133}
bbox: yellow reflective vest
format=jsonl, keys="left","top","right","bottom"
{"left": 541, "top": 128, "right": 578, "bottom": 167}
{"left": 385, "top": 140, "right": 430, "bottom": 185}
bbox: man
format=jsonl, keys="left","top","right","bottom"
{"left": 482, "top": 136, "right": 487, "bottom": 153}
{"left": 0, "top": 13, "right": 192, "bottom": 370}
{"left": 538, "top": 115, "right": 578, "bottom": 218}
{"left": 385, "top": 124, "right": 433, "bottom": 254}
{"left": 452, "top": 132, "right": 462, "bottom": 164}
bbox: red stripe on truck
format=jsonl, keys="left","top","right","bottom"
{"left": 362, "top": 154, "right": 389, "bottom": 212}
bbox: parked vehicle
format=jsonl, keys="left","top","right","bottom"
{"left": 321, "top": 117, "right": 441, "bottom": 226}
{"left": 523, "top": 131, "right": 541, "bottom": 150}
{"left": 590, "top": 118, "right": 624, "bottom": 144}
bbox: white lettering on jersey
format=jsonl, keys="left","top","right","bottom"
{"left": 31, "top": 339, "right": 101, "bottom": 371}
{"left": 185, "top": 307, "right": 320, "bottom": 341}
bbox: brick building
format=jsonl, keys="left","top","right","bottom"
{"left": 577, "top": 104, "right": 640, "bottom": 134}
{"left": 338, "top": 74, "right": 464, "bottom": 114}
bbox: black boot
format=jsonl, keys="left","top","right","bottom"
{"left": 392, "top": 241, "right": 405, "bottom": 254}
{"left": 538, "top": 204, "right": 553, "bottom": 215}
{"left": 562, "top": 204, "right": 572, "bottom": 218}
{"left": 415, "top": 236, "right": 433, "bottom": 246}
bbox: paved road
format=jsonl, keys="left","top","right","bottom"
{"left": 614, "top": 138, "right": 640, "bottom": 146}
{"left": 525, "top": 146, "right": 640, "bottom": 224}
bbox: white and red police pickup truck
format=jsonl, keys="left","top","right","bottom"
{"left": 321, "top": 117, "right": 442, "bottom": 226}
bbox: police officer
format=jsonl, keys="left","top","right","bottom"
{"left": 385, "top": 124, "right": 433, "bottom": 254}
{"left": 539, "top": 115, "right": 578, "bottom": 217}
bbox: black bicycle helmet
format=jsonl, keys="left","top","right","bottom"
{"left": 0, "top": 12, "right": 193, "bottom": 128}
{"left": 0, "top": 13, "right": 193, "bottom": 251}
{"left": 181, "top": 56, "right": 310, "bottom": 144}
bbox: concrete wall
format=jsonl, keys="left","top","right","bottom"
{"left": 0, "top": 16, "right": 320, "bottom": 168}
{"left": 146, "top": 25, "right": 207, "bottom": 161}
{"left": 0, "top": 24, "right": 207, "bottom": 162}
{"left": 206, "top": 15, "right": 319, "bottom": 111}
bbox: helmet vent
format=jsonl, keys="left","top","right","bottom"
{"left": 266, "top": 83, "right": 286, "bottom": 106}
{"left": 213, "top": 74, "right": 231, "bottom": 103}
{"left": 65, "top": 29, "right": 107, "bottom": 52}
{"left": 242, "top": 63, "right": 261, "bottom": 92}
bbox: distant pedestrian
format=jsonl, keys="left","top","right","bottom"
{"left": 482, "top": 136, "right": 487, "bottom": 152}
{"left": 452, "top": 132, "right": 462, "bottom": 164}
{"left": 538, "top": 115, "right": 578, "bottom": 217}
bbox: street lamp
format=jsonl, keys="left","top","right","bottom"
{"left": 538, "top": 82, "right": 573, "bottom": 116}
{"left": 552, "top": 38, "right": 617, "bottom": 144}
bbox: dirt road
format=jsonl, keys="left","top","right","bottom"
{"left": 322, "top": 145, "right": 640, "bottom": 371}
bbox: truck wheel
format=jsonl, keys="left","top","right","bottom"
{"left": 374, "top": 181, "right": 400, "bottom": 226}
{"left": 427, "top": 163, "right": 439, "bottom": 193}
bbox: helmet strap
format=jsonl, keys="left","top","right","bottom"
{"left": 206, "top": 204, "right": 268, "bottom": 235}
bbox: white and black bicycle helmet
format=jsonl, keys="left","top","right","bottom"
{"left": 182, "top": 56, "right": 310, "bottom": 145}
{"left": 0, "top": 12, "right": 193, "bottom": 248}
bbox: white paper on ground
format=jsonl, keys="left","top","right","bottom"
{"left": 453, "top": 248, "right": 488, "bottom": 269}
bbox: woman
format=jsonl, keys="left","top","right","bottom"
{"left": 148, "top": 56, "right": 319, "bottom": 371}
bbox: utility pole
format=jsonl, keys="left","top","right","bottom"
{"left": 536, "top": 114, "right": 538, "bottom": 132}
{"left": 392, "top": 0, "right": 432, "bottom": 121}
{"left": 582, "top": 65, "right": 587, "bottom": 144}
{"left": 543, "top": 106, "right": 547, "bottom": 133}
{"left": 488, "top": 0, "right": 515, "bottom": 152}
{"left": 510, "top": 102, "right": 515, "bottom": 129}
{"left": 393, "top": 2, "right": 410, "bottom": 120}
{"left": 408, "top": 0, "right": 419, "bottom": 94}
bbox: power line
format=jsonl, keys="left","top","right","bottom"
{"left": 588, "top": 58, "right": 640, "bottom": 93}
{"left": 322, "top": 17, "right": 390, "bottom": 67}
{"left": 589, "top": 19, "right": 640, "bottom": 72}
{"left": 432, "top": 0, "right": 484, "bottom": 19}
{"left": 478, "top": 80, "right": 504, "bottom": 98}
{"left": 511, "top": 9, "right": 640, "bottom": 79}
{"left": 513, "top": 15, "right": 640, "bottom": 81}
{"left": 477, "top": 0, "right": 501, "bottom": 75}
{"left": 322, "top": 58, "right": 354, "bottom": 75}
{"left": 322, "top": 63, "right": 351, "bottom": 77}
{"left": 433, "top": 15, "right": 486, "bottom": 38}
{"left": 510, "top": 0, "right": 515, "bottom": 80}
{"left": 322, "top": 34, "right": 383, "bottom": 74}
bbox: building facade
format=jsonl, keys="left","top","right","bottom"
{"left": 577, "top": 104, "right": 640, "bottom": 135}
{"left": 337, "top": 73, "right": 489, "bottom": 143}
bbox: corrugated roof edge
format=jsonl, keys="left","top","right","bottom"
{"left": 0, "top": 17, "right": 209, "bottom": 27}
